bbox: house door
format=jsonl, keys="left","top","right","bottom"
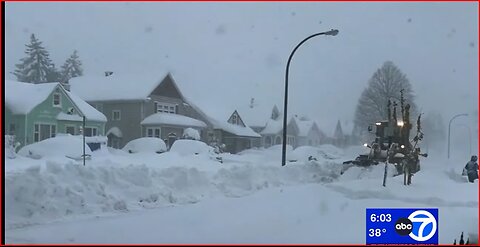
{"left": 167, "top": 133, "right": 177, "bottom": 149}
{"left": 107, "top": 134, "right": 121, "bottom": 149}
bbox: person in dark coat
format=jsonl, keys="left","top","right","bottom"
{"left": 464, "top": 155, "right": 478, "bottom": 183}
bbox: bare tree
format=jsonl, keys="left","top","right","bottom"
{"left": 354, "top": 61, "right": 417, "bottom": 137}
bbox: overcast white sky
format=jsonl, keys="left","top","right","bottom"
{"left": 5, "top": 2, "right": 478, "bottom": 134}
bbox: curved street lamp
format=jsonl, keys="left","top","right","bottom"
{"left": 282, "top": 29, "right": 339, "bottom": 166}
{"left": 447, "top": 113, "right": 468, "bottom": 159}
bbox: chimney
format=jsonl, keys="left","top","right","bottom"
{"left": 105, "top": 71, "right": 113, "bottom": 77}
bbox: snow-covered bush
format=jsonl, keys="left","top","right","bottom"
{"left": 5, "top": 135, "right": 17, "bottom": 159}
{"left": 182, "top": 127, "right": 200, "bottom": 140}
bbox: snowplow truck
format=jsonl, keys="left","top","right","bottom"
{"left": 342, "top": 90, "right": 427, "bottom": 179}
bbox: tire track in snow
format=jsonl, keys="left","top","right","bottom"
{"left": 325, "top": 184, "right": 478, "bottom": 208}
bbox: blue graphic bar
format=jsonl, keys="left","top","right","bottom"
{"left": 366, "top": 208, "right": 438, "bottom": 245}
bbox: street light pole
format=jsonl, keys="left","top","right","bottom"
{"left": 282, "top": 29, "right": 339, "bottom": 166}
{"left": 448, "top": 113, "right": 468, "bottom": 159}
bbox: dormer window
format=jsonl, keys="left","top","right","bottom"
{"left": 155, "top": 102, "right": 176, "bottom": 114}
{"left": 53, "top": 93, "right": 61, "bottom": 107}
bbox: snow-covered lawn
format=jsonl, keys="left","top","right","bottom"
{"left": 5, "top": 144, "right": 478, "bottom": 244}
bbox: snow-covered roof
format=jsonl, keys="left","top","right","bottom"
{"left": 106, "top": 127, "right": 123, "bottom": 138}
{"left": 186, "top": 101, "right": 261, "bottom": 138}
{"left": 69, "top": 72, "right": 169, "bottom": 101}
{"left": 5, "top": 80, "right": 58, "bottom": 114}
{"left": 141, "top": 113, "right": 207, "bottom": 128}
{"left": 235, "top": 102, "right": 278, "bottom": 128}
{"left": 260, "top": 118, "right": 283, "bottom": 135}
{"left": 260, "top": 114, "right": 300, "bottom": 135}
{"left": 5, "top": 80, "right": 106, "bottom": 122}
{"left": 210, "top": 117, "right": 261, "bottom": 138}
{"left": 65, "top": 91, "right": 107, "bottom": 122}
{"left": 294, "top": 118, "right": 316, "bottom": 137}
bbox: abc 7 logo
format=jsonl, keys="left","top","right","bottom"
{"left": 394, "top": 210, "right": 437, "bottom": 242}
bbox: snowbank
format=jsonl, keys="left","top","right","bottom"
{"left": 5, "top": 144, "right": 478, "bottom": 245}
{"left": 5, "top": 147, "right": 341, "bottom": 229}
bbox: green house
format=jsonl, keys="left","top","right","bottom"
{"left": 5, "top": 80, "right": 107, "bottom": 148}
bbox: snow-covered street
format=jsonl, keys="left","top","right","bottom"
{"left": 5, "top": 145, "right": 478, "bottom": 244}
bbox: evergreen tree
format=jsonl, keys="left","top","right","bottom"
{"left": 334, "top": 120, "right": 346, "bottom": 147}
{"left": 60, "top": 50, "right": 83, "bottom": 82}
{"left": 13, "top": 34, "right": 57, "bottom": 83}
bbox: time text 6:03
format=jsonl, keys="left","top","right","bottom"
{"left": 370, "top": 213, "right": 392, "bottom": 222}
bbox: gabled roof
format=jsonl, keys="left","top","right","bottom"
{"left": 65, "top": 91, "right": 107, "bottom": 122}
{"left": 69, "top": 72, "right": 169, "bottom": 101}
{"left": 260, "top": 116, "right": 298, "bottom": 135}
{"left": 235, "top": 101, "right": 280, "bottom": 128}
{"left": 6, "top": 80, "right": 58, "bottom": 114}
{"left": 294, "top": 117, "right": 315, "bottom": 137}
{"left": 227, "top": 110, "right": 246, "bottom": 127}
{"left": 5, "top": 80, "right": 106, "bottom": 122}
{"left": 217, "top": 110, "right": 261, "bottom": 138}
{"left": 183, "top": 100, "right": 260, "bottom": 138}
{"left": 209, "top": 116, "right": 261, "bottom": 138}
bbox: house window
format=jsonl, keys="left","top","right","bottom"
{"left": 146, "top": 127, "right": 161, "bottom": 138}
{"left": 9, "top": 124, "right": 15, "bottom": 135}
{"left": 53, "top": 93, "right": 61, "bottom": 107}
{"left": 112, "top": 110, "right": 121, "bottom": 121}
{"left": 66, "top": 126, "right": 75, "bottom": 135}
{"left": 34, "top": 124, "right": 56, "bottom": 142}
{"left": 84, "top": 127, "right": 98, "bottom": 137}
{"left": 155, "top": 102, "right": 176, "bottom": 114}
{"left": 232, "top": 115, "right": 238, "bottom": 125}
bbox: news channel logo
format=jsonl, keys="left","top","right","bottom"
{"left": 366, "top": 208, "right": 438, "bottom": 245}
